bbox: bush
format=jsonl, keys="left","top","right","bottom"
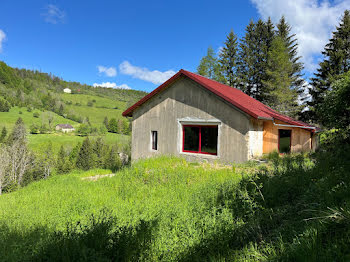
{"left": 30, "top": 124, "right": 39, "bottom": 134}
{"left": 0, "top": 97, "right": 11, "bottom": 112}
{"left": 33, "top": 112, "right": 40, "bottom": 118}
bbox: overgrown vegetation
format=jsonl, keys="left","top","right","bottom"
{"left": 0, "top": 145, "right": 349, "bottom": 261}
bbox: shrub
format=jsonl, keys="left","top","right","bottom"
{"left": 33, "top": 112, "right": 40, "bottom": 118}
{"left": 0, "top": 97, "right": 11, "bottom": 112}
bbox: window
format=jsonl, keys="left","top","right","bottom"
{"left": 151, "top": 131, "right": 158, "bottom": 150}
{"left": 279, "top": 129, "right": 291, "bottom": 153}
{"left": 183, "top": 125, "right": 218, "bottom": 155}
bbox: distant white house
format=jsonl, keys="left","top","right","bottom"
{"left": 63, "top": 88, "right": 72, "bottom": 94}
{"left": 56, "top": 124, "right": 75, "bottom": 133}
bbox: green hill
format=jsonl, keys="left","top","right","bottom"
{"left": 0, "top": 61, "right": 146, "bottom": 152}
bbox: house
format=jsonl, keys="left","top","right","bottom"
{"left": 63, "top": 88, "right": 72, "bottom": 94}
{"left": 56, "top": 124, "right": 75, "bottom": 133}
{"left": 122, "top": 69, "right": 319, "bottom": 163}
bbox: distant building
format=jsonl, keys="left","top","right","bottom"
{"left": 56, "top": 124, "right": 75, "bottom": 133}
{"left": 63, "top": 88, "right": 72, "bottom": 94}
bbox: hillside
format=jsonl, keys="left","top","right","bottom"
{"left": 0, "top": 61, "right": 146, "bottom": 152}
{"left": 0, "top": 151, "right": 349, "bottom": 261}
{"left": 0, "top": 60, "right": 146, "bottom": 125}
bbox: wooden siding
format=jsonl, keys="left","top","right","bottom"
{"left": 263, "top": 120, "right": 312, "bottom": 154}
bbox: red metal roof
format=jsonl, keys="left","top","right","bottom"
{"left": 122, "top": 69, "right": 315, "bottom": 130}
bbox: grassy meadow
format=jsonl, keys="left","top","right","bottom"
{"left": 0, "top": 149, "right": 349, "bottom": 261}
{"left": 28, "top": 132, "right": 130, "bottom": 154}
{"left": 0, "top": 106, "right": 77, "bottom": 131}
{"left": 61, "top": 93, "right": 126, "bottom": 126}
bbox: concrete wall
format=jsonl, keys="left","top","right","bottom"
{"left": 248, "top": 119, "right": 264, "bottom": 158}
{"left": 131, "top": 77, "right": 251, "bottom": 163}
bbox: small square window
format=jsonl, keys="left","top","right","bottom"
{"left": 151, "top": 131, "right": 158, "bottom": 150}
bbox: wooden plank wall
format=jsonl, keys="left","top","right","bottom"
{"left": 263, "top": 120, "right": 312, "bottom": 154}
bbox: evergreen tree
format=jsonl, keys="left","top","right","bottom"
{"left": 0, "top": 127, "right": 7, "bottom": 143}
{"left": 103, "top": 116, "right": 109, "bottom": 129}
{"left": 197, "top": 46, "right": 224, "bottom": 82}
{"left": 104, "top": 145, "right": 121, "bottom": 172}
{"left": 309, "top": 10, "right": 350, "bottom": 120}
{"left": 7, "top": 117, "right": 26, "bottom": 144}
{"left": 93, "top": 137, "right": 105, "bottom": 168}
{"left": 58, "top": 104, "right": 64, "bottom": 116}
{"left": 76, "top": 137, "right": 93, "bottom": 170}
{"left": 0, "top": 98, "right": 11, "bottom": 112}
{"left": 276, "top": 16, "right": 304, "bottom": 91}
{"left": 263, "top": 36, "right": 299, "bottom": 116}
{"left": 218, "top": 30, "right": 239, "bottom": 87}
{"left": 237, "top": 19, "right": 274, "bottom": 102}
{"left": 56, "top": 145, "right": 67, "bottom": 174}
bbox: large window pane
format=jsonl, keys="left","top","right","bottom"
{"left": 183, "top": 126, "right": 199, "bottom": 151}
{"left": 201, "top": 126, "right": 218, "bottom": 154}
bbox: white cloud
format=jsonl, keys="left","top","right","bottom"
{"left": 119, "top": 61, "right": 176, "bottom": 85}
{"left": 93, "top": 82, "right": 131, "bottom": 90}
{"left": 42, "top": 4, "right": 66, "bottom": 24}
{"left": 0, "top": 30, "right": 6, "bottom": 52}
{"left": 97, "top": 65, "right": 117, "bottom": 77}
{"left": 250, "top": 0, "right": 350, "bottom": 72}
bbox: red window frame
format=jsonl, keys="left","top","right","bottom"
{"left": 182, "top": 125, "right": 218, "bottom": 155}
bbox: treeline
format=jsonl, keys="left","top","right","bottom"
{"left": 0, "top": 118, "right": 130, "bottom": 194}
{"left": 198, "top": 10, "right": 350, "bottom": 123}
{"left": 197, "top": 16, "right": 303, "bottom": 117}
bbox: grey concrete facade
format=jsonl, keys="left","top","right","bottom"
{"left": 131, "top": 77, "right": 253, "bottom": 163}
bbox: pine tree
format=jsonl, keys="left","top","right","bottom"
{"left": 7, "top": 117, "right": 26, "bottom": 144}
{"left": 93, "top": 137, "right": 105, "bottom": 168}
{"left": 197, "top": 46, "right": 224, "bottom": 82}
{"left": 237, "top": 19, "right": 274, "bottom": 102}
{"left": 103, "top": 116, "right": 109, "bottom": 129}
{"left": 0, "top": 127, "right": 7, "bottom": 143}
{"left": 104, "top": 145, "right": 121, "bottom": 172}
{"left": 76, "top": 137, "right": 93, "bottom": 170}
{"left": 276, "top": 16, "right": 304, "bottom": 90}
{"left": 309, "top": 10, "right": 350, "bottom": 120}
{"left": 56, "top": 145, "right": 67, "bottom": 174}
{"left": 263, "top": 36, "right": 299, "bottom": 116}
{"left": 218, "top": 30, "right": 239, "bottom": 87}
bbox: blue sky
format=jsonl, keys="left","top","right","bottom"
{"left": 0, "top": 0, "right": 348, "bottom": 92}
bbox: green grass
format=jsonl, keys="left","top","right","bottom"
{"left": 0, "top": 146, "right": 349, "bottom": 261}
{"left": 0, "top": 106, "right": 78, "bottom": 131}
{"left": 28, "top": 132, "right": 130, "bottom": 153}
{"left": 0, "top": 157, "right": 253, "bottom": 261}
{"left": 65, "top": 104, "right": 124, "bottom": 126}
{"left": 61, "top": 93, "right": 127, "bottom": 126}
{"left": 60, "top": 93, "right": 126, "bottom": 110}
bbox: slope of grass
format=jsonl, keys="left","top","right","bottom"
{"left": 28, "top": 132, "right": 130, "bottom": 154}
{"left": 0, "top": 106, "right": 78, "bottom": 131}
{"left": 65, "top": 104, "right": 124, "bottom": 126}
{"left": 0, "top": 157, "right": 253, "bottom": 261}
{"left": 60, "top": 93, "right": 126, "bottom": 109}
{"left": 0, "top": 147, "right": 349, "bottom": 261}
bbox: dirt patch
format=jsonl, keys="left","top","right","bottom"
{"left": 82, "top": 173, "right": 115, "bottom": 181}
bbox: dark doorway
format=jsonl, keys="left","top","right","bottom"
{"left": 279, "top": 129, "right": 291, "bottom": 153}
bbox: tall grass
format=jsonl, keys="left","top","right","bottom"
{"left": 0, "top": 146, "right": 349, "bottom": 261}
